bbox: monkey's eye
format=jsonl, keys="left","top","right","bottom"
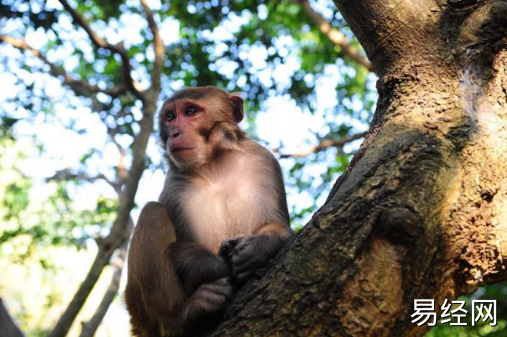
{"left": 166, "top": 111, "right": 175, "bottom": 121}
{"left": 185, "top": 106, "right": 197, "bottom": 116}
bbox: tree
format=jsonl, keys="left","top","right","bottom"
{"left": 210, "top": 0, "right": 507, "bottom": 336}
{"left": 0, "top": 0, "right": 506, "bottom": 337}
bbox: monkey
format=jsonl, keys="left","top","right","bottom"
{"left": 125, "top": 86, "right": 293, "bottom": 337}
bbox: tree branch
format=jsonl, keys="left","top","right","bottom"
{"left": 0, "top": 298, "right": 24, "bottom": 337}
{"left": 47, "top": 169, "right": 119, "bottom": 191}
{"left": 140, "top": 0, "right": 164, "bottom": 95}
{"left": 0, "top": 35, "right": 126, "bottom": 98}
{"left": 299, "top": 0, "right": 373, "bottom": 72}
{"left": 57, "top": 0, "right": 143, "bottom": 99}
{"left": 46, "top": 215, "right": 134, "bottom": 337}
{"left": 46, "top": 96, "right": 157, "bottom": 337}
{"left": 274, "top": 131, "right": 367, "bottom": 158}
{"left": 79, "top": 239, "right": 129, "bottom": 337}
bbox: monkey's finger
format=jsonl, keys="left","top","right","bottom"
{"left": 234, "top": 239, "right": 250, "bottom": 252}
{"left": 196, "top": 288, "right": 230, "bottom": 309}
{"left": 231, "top": 249, "right": 256, "bottom": 267}
{"left": 204, "top": 281, "right": 230, "bottom": 292}
{"left": 233, "top": 259, "right": 258, "bottom": 275}
{"left": 205, "top": 280, "right": 233, "bottom": 297}
{"left": 231, "top": 242, "right": 255, "bottom": 261}
{"left": 234, "top": 270, "right": 254, "bottom": 283}
{"left": 206, "top": 288, "right": 231, "bottom": 301}
{"left": 232, "top": 253, "right": 262, "bottom": 274}
{"left": 224, "top": 237, "right": 241, "bottom": 248}
{"left": 199, "top": 278, "right": 228, "bottom": 291}
{"left": 231, "top": 253, "right": 246, "bottom": 266}
{"left": 212, "top": 277, "right": 231, "bottom": 286}
{"left": 219, "top": 238, "right": 241, "bottom": 258}
{"left": 218, "top": 245, "right": 233, "bottom": 259}
{"left": 195, "top": 293, "right": 228, "bottom": 313}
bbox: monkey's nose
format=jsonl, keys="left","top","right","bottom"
{"left": 170, "top": 130, "right": 181, "bottom": 138}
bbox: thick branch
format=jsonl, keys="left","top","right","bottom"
{"left": 275, "top": 131, "right": 367, "bottom": 158}
{"left": 333, "top": 0, "right": 442, "bottom": 76}
{"left": 300, "top": 0, "right": 373, "bottom": 72}
{"left": 213, "top": 4, "right": 507, "bottom": 334}
{"left": 58, "top": 0, "right": 142, "bottom": 99}
{"left": 79, "top": 242, "right": 128, "bottom": 337}
{"left": 140, "top": 0, "right": 164, "bottom": 95}
{"left": 46, "top": 101, "right": 156, "bottom": 337}
{"left": 0, "top": 298, "right": 24, "bottom": 337}
{"left": 0, "top": 35, "right": 126, "bottom": 97}
{"left": 46, "top": 218, "right": 133, "bottom": 337}
{"left": 45, "top": 86, "right": 158, "bottom": 337}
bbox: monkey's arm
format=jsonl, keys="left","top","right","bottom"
{"left": 126, "top": 202, "right": 232, "bottom": 337}
{"left": 219, "top": 145, "right": 294, "bottom": 284}
{"left": 171, "top": 242, "right": 231, "bottom": 295}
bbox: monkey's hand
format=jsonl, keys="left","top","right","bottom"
{"left": 218, "top": 237, "right": 240, "bottom": 261}
{"left": 184, "top": 278, "right": 233, "bottom": 323}
{"left": 220, "top": 235, "right": 276, "bottom": 284}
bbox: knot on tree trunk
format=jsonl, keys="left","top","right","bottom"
{"left": 457, "top": 1, "right": 507, "bottom": 47}
{"left": 377, "top": 207, "right": 424, "bottom": 245}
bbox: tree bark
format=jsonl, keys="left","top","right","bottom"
{"left": 211, "top": 1, "right": 507, "bottom": 336}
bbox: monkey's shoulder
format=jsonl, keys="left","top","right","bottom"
{"left": 239, "top": 137, "right": 281, "bottom": 165}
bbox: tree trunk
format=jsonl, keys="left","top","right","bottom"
{"left": 211, "top": 1, "right": 507, "bottom": 336}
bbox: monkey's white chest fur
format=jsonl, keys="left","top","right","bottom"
{"left": 182, "top": 154, "right": 267, "bottom": 253}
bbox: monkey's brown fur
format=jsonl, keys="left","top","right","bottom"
{"left": 125, "top": 86, "right": 292, "bottom": 337}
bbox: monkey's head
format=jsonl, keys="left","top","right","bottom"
{"left": 159, "top": 86, "right": 245, "bottom": 171}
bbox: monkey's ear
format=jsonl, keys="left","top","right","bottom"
{"left": 230, "top": 94, "right": 244, "bottom": 123}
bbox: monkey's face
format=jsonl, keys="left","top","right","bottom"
{"left": 159, "top": 87, "right": 245, "bottom": 171}
{"left": 161, "top": 99, "right": 208, "bottom": 169}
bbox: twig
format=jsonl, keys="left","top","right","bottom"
{"left": 140, "top": 0, "right": 164, "bottom": 96}
{"left": 57, "top": 0, "right": 143, "bottom": 99}
{"left": 299, "top": 0, "right": 373, "bottom": 72}
{"left": 47, "top": 170, "right": 119, "bottom": 191}
{"left": 0, "top": 35, "right": 126, "bottom": 98}
{"left": 275, "top": 131, "right": 367, "bottom": 158}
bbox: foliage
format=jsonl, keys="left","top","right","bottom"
{"left": 0, "top": 0, "right": 376, "bottom": 224}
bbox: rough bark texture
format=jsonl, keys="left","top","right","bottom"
{"left": 210, "top": 0, "right": 507, "bottom": 336}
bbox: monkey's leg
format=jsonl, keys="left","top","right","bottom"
{"left": 125, "top": 201, "right": 186, "bottom": 337}
{"left": 126, "top": 202, "right": 232, "bottom": 337}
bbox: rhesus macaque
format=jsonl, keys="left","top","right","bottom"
{"left": 125, "top": 86, "right": 293, "bottom": 337}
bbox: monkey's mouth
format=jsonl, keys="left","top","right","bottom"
{"left": 171, "top": 147, "right": 195, "bottom": 156}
